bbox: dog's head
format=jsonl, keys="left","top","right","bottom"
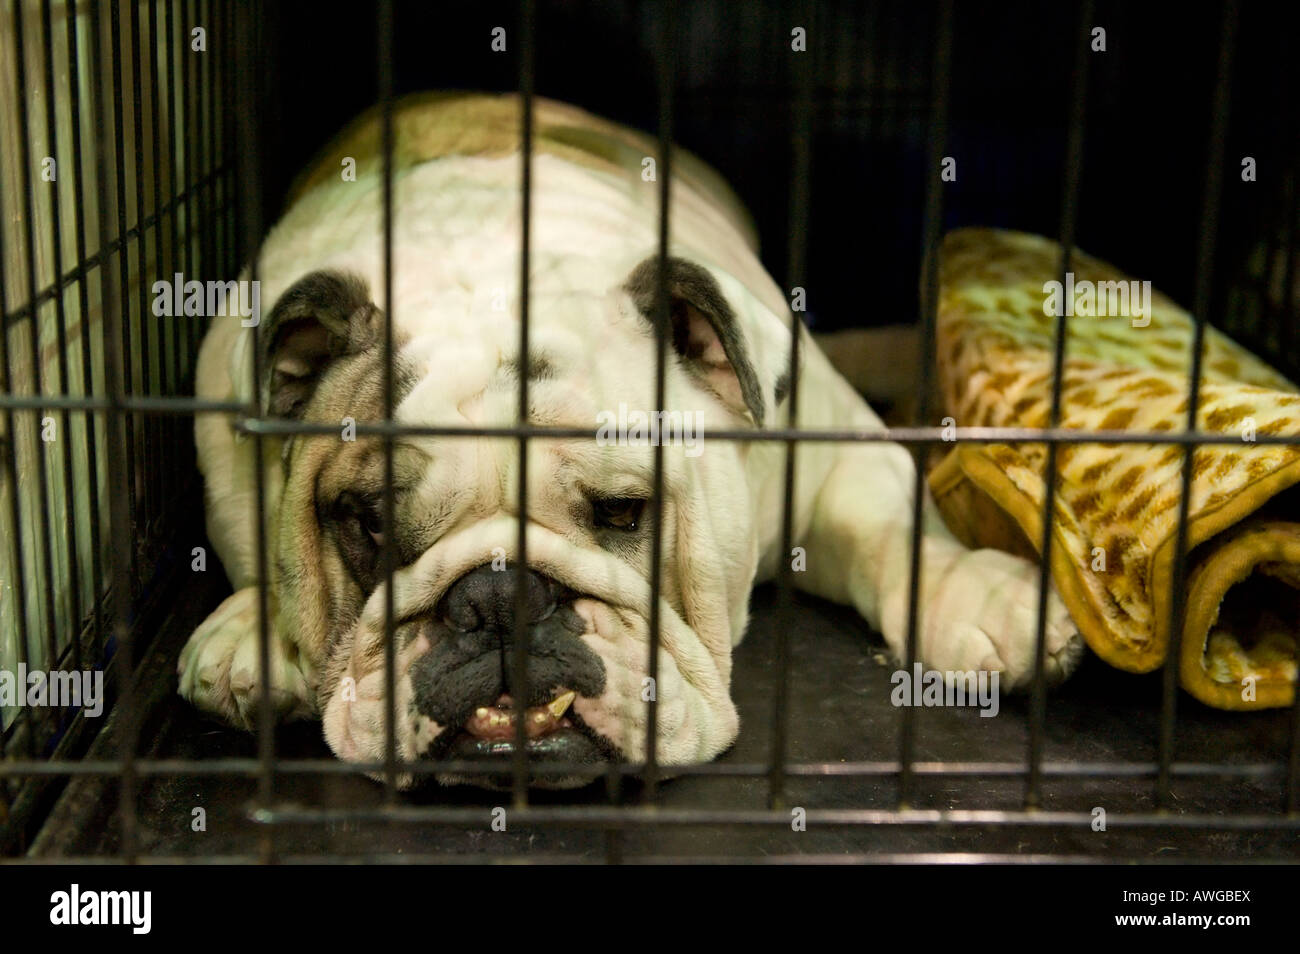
{"left": 259, "top": 255, "right": 792, "bottom": 788}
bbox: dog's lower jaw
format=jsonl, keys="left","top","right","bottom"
{"left": 429, "top": 714, "right": 624, "bottom": 791}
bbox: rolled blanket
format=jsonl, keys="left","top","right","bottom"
{"left": 929, "top": 227, "right": 1300, "bottom": 710}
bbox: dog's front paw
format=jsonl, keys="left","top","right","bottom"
{"left": 923, "top": 548, "right": 1084, "bottom": 690}
{"left": 178, "top": 588, "right": 316, "bottom": 729}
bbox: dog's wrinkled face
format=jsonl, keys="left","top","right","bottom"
{"left": 261, "top": 258, "right": 784, "bottom": 787}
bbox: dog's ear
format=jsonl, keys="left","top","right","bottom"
{"left": 261, "top": 270, "right": 383, "bottom": 417}
{"left": 624, "top": 256, "right": 781, "bottom": 427}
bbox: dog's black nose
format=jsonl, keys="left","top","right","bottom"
{"left": 439, "top": 562, "right": 560, "bottom": 632}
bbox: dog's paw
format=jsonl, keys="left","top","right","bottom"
{"left": 923, "top": 548, "right": 1085, "bottom": 691}
{"left": 178, "top": 588, "right": 315, "bottom": 729}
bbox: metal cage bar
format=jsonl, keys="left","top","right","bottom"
{"left": 1157, "top": 0, "right": 1239, "bottom": 808}
{"left": 38, "top": 0, "right": 85, "bottom": 677}
{"left": 768, "top": 0, "right": 815, "bottom": 811}
{"left": 146, "top": 0, "right": 171, "bottom": 544}
{"left": 64, "top": 0, "right": 107, "bottom": 667}
{"left": 108, "top": 0, "right": 140, "bottom": 598}
{"left": 378, "top": 0, "right": 399, "bottom": 802}
{"left": 86, "top": 0, "right": 139, "bottom": 863}
{"left": 224, "top": 0, "right": 275, "bottom": 864}
{"left": 897, "top": 0, "right": 952, "bottom": 808}
{"left": 129, "top": 0, "right": 156, "bottom": 559}
{"left": 0, "top": 753, "right": 1293, "bottom": 781}
{"left": 511, "top": 0, "right": 537, "bottom": 807}
{"left": 1025, "top": 0, "right": 1093, "bottom": 809}
{"left": 12, "top": 0, "right": 63, "bottom": 702}
{"left": 643, "top": 0, "right": 675, "bottom": 802}
{"left": 0, "top": 4, "right": 37, "bottom": 763}
{"left": 163, "top": 0, "right": 181, "bottom": 420}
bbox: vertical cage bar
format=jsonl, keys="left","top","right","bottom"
{"left": 40, "top": 0, "right": 85, "bottom": 673}
{"left": 65, "top": 0, "right": 107, "bottom": 664}
{"left": 1277, "top": 171, "right": 1297, "bottom": 376}
{"left": 231, "top": 0, "right": 275, "bottom": 863}
{"left": 603, "top": 0, "right": 629, "bottom": 835}
{"left": 198, "top": 0, "right": 214, "bottom": 280}
{"left": 185, "top": 0, "right": 200, "bottom": 371}
{"left": 216, "top": 0, "right": 228, "bottom": 277}
{"left": 511, "top": 0, "right": 537, "bottom": 805}
{"left": 1158, "top": 0, "right": 1239, "bottom": 808}
{"left": 769, "top": 0, "right": 814, "bottom": 809}
{"left": 147, "top": 0, "right": 173, "bottom": 511}
{"left": 88, "top": 0, "right": 139, "bottom": 861}
{"left": 178, "top": 0, "right": 192, "bottom": 367}
{"left": 603, "top": 759, "right": 623, "bottom": 864}
{"left": 0, "top": 105, "right": 37, "bottom": 760}
{"left": 164, "top": 0, "right": 181, "bottom": 414}
{"left": 897, "top": 0, "right": 952, "bottom": 808}
{"left": 1025, "top": 0, "right": 1092, "bottom": 809}
{"left": 108, "top": 0, "right": 140, "bottom": 597}
{"left": 130, "top": 0, "right": 158, "bottom": 542}
{"left": 643, "top": 0, "right": 677, "bottom": 800}
{"left": 377, "top": 0, "right": 399, "bottom": 798}
{"left": 12, "top": 0, "right": 63, "bottom": 690}
{"left": 223, "top": 0, "right": 235, "bottom": 282}
{"left": 1291, "top": 607, "right": 1300, "bottom": 812}
{"left": 1289, "top": 54, "right": 1300, "bottom": 815}
{"left": 1278, "top": 51, "right": 1298, "bottom": 373}
{"left": 199, "top": 0, "right": 216, "bottom": 319}
{"left": 865, "top": 0, "right": 884, "bottom": 184}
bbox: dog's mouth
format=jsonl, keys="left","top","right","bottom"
{"left": 457, "top": 689, "right": 577, "bottom": 743}
{"left": 427, "top": 686, "right": 614, "bottom": 788}
{"left": 402, "top": 585, "right": 614, "bottom": 788}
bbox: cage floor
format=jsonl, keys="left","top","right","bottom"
{"left": 33, "top": 575, "right": 1298, "bottom": 861}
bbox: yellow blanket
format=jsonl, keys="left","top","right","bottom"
{"left": 929, "top": 228, "right": 1300, "bottom": 710}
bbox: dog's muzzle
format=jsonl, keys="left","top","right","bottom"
{"left": 410, "top": 562, "right": 612, "bottom": 786}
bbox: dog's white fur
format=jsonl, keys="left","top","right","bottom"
{"left": 181, "top": 100, "right": 1082, "bottom": 783}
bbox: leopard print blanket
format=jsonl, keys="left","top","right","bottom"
{"left": 930, "top": 228, "right": 1300, "bottom": 710}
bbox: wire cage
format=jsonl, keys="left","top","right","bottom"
{"left": 1, "top": 0, "right": 1298, "bottom": 863}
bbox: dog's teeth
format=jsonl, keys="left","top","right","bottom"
{"left": 475, "top": 707, "right": 489, "bottom": 719}
{"left": 547, "top": 690, "right": 576, "bottom": 718}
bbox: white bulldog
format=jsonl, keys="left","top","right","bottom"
{"left": 180, "top": 93, "right": 1083, "bottom": 788}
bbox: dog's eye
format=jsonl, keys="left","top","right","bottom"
{"left": 591, "top": 496, "right": 646, "bottom": 532}
{"left": 335, "top": 492, "right": 385, "bottom": 546}
{"left": 357, "top": 505, "right": 384, "bottom": 546}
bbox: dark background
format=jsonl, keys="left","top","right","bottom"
{"left": 240, "top": 0, "right": 1298, "bottom": 357}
